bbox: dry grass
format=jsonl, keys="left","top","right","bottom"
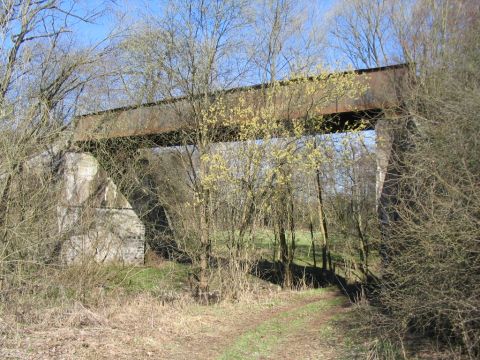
{"left": 0, "top": 281, "right": 369, "bottom": 360}
{"left": 0, "top": 283, "right": 295, "bottom": 359}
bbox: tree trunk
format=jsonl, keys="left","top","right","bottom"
{"left": 0, "top": 163, "right": 19, "bottom": 244}
{"left": 198, "top": 189, "right": 211, "bottom": 301}
{"left": 309, "top": 221, "right": 317, "bottom": 268}
{"left": 278, "top": 220, "right": 291, "bottom": 288}
{"left": 316, "top": 167, "right": 329, "bottom": 273}
{"left": 314, "top": 139, "right": 330, "bottom": 274}
{"left": 286, "top": 187, "right": 296, "bottom": 288}
{"left": 355, "top": 211, "right": 369, "bottom": 279}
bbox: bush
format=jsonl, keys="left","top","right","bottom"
{"left": 379, "top": 21, "right": 480, "bottom": 358}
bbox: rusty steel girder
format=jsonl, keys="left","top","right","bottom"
{"left": 74, "top": 64, "right": 408, "bottom": 146}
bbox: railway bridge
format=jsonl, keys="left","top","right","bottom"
{"left": 60, "top": 64, "right": 408, "bottom": 263}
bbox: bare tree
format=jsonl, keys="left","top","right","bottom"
{"left": 378, "top": 4, "right": 480, "bottom": 356}
{"left": 0, "top": 0, "right": 118, "bottom": 296}
{"left": 329, "top": 0, "right": 480, "bottom": 356}
{"left": 327, "top": 0, "right": 396, "bottom": 68}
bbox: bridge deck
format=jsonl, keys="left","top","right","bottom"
{"left": 74, "top": 64, "right": 407, "bottom": 147}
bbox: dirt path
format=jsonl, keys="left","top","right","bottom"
{"left": 265, "top": 298, "right": 351, "bottom": 360}
{"left": 1, "top": 288, "right": 358, "bottom": 359}
{"left": 216, "top": 289, "right": 351, "bottom": 360}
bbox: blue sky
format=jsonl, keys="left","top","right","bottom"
{"left": 73, "top": 1, "right": 169, "bottom": 43}
{"left": 75, "top": 0, "right": 336, "bottom": 48}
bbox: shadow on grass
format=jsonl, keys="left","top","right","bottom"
{"left": 250, "top": 259, "right": 363, "bottom": 302}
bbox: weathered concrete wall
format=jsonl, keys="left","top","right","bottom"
{"left": 375, "top": 116, "right": 413, "bottom": 265}
{"left": 59, "top": 207, "right": 144, "bottom": 263}
{"left": 58, "top": 152, "right": 145, "bottom": 264}
{"left": 375, "top": 118, "right": 394, "bottom": 205}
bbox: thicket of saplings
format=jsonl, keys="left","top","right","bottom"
{"left": 0, "top": 131, "right": 377, "bottom": 300}
{"left": 369, "top": 20, "right": 480, "bottom": 360}
{"left": 137, "top": 134, "right": 377, "bottom": 296}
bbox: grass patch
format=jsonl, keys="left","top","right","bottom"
{"left": 213, "top": 228, "right": 354, "bottom": 266}
{"left": 102, "top": 261, "right": 191, "bottom": 294}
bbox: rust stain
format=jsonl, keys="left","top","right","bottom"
{"left": 74, "top": 64, "right": 408, "bottom": 143}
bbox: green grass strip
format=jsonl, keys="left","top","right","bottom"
{"left": 218, "top": 291, "right": 343, "bottom": 360}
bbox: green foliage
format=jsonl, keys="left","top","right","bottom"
{"left": 101, "top": 263, "right": 191, "bottom": 294}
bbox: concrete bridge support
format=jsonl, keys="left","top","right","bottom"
{"left": 58, "top": 152, "right": 145, "bottom": 264}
